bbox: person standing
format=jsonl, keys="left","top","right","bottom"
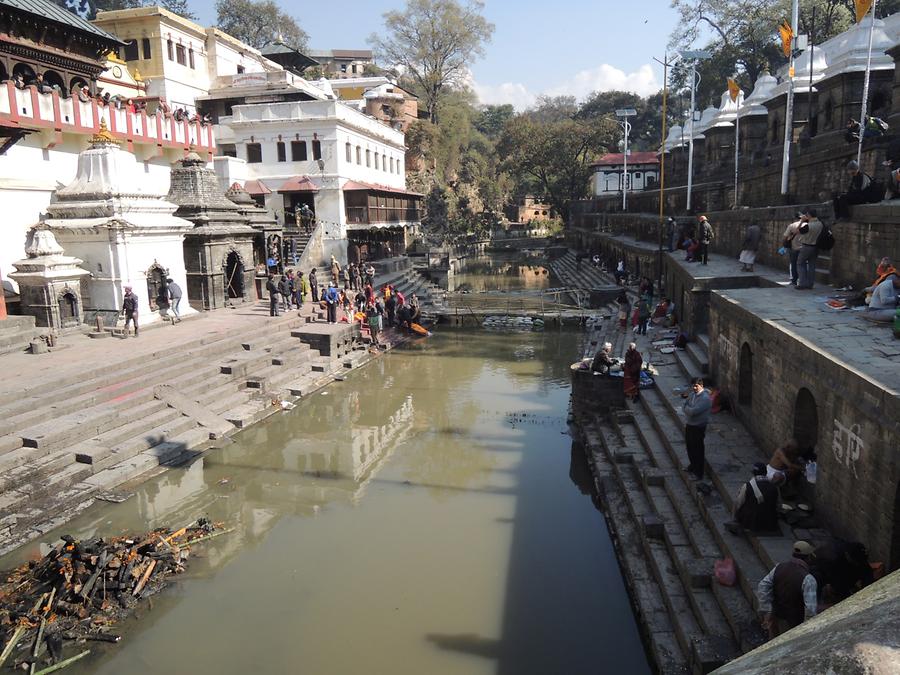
{"left": 330, "top": 256, "right": 341, "bottom": 285}
{"left": 297, "top": 271, "right": 309, "bottom": 308}
{"left": 324, "top": 282, "right": 339, "bottom": 323}
{"left": 623, "top": 342, "right": 642, "bottom": 402}
{"left": 385, "top": 292, "right": 397, "bottom": 327}
{"left": 353, "top": 264, "right": 362, "bottom": 291}
{"left": 681, "top": 377, "right": 711, "bottom": 481}
{"left": 795, "top": 209, "right": 823, "bottom": 290}
{"left": 166, "top": 277, "right": 182, "bottom": 323}
{"left": 781, "top": 213, "right": 804, "bottom": 285}
{"left": 365, "top": 263, "right": 375, "bottom": 288}
{"left": 637, "top": 293, "right": 651, "bottom": 336}
{"left": 739, "top": 223, "right": 761, "bottom": 272}
{"left": 278, "top": 274, "right": 291, "bottom": 312}
{"left": 757, "top": 541, "right": 818, "bottom": 639}
{"left": 342, "top": 264, "right": 351, "bottom": 290}
{"left": 266, "top": 274, "right": 279, "bottom": 317}
{"left": 698, "top": 215, "right": 714, "bottom": 265}
{"left": 309, "top": 268, "right": 319, "bottom": 303}
{"left": 122, "top": 286, "right": 139, "bottom": 337}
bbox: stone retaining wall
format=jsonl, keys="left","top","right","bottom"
{"left": 709, "top": 292, "right": 900, "bottom": 568}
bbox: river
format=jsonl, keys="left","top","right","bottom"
{"left": 1, "top": 329, "right": 649, "bottom": 675}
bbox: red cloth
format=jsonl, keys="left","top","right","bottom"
{"left": 623, "top": 348, "right": 642, "bottom": 398}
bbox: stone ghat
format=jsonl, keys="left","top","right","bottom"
{"left": 0, "top": 302, "right": 400, "bottom": 557}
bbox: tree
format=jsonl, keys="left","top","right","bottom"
{"left": 473, "top": 104, "right": 514, "bottom": 139}
{"left": 369, "top": 0, "right": 494, "bottom": 124}
{"left": 578, "top": 90, "right": 671, "bottom": 152}
{"left": 215, "top": 0, "right": 308, "bottom": 51}
{"left": 499, "top": 99, "right": 616, "bottom": 223}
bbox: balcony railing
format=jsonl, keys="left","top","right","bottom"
{"left": 346, "top": 206, "right": 423, "bottom": 225}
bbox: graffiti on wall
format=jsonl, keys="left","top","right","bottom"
{"left": 833, "top": 420, "right": 864, "bottom": 479}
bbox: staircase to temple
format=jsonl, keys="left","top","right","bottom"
{"left": 574, "top": 320, "right": 833, "bottom": 673}
{"left": 374, "top": 264, "right": 448, "bottom": 320}
{"left": 0, "top": 313, "right": 366, "bottom": 555}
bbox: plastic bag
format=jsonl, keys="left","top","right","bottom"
{"left": 714, "top": 557, "right": 737, "bottom": 587}
{"left": 805, "top": 461, "right": 817, "bottom": 485}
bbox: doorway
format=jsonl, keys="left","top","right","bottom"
{"left": 225, "top": 251, "right": 244, "bottom": 300}
{"left": 738, "top": 343, "right": 753, "bottom": 406}
{"left": 58, "top": 290, "right": 78, "bottom": 327}
{"left": 793, "top": 388, "right": 819, "bottom": 448}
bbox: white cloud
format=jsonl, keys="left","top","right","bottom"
{"left": 471, "top": 63, "right": 660, "bottom": 110}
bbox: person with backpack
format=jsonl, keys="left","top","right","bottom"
{"left": 834, "top": 160, "right": 882, "bottom": 219}
{"left": 795, "top": 209, "right": 824, "bottom": 290}
{"left": 637, "top": 293, "right": 651, "bottom": 335}
{"left": 698, "top": 215, "right": 714, "bottom": 265}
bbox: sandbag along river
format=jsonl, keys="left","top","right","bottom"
{"left": 1, "top": 329, "right": 650, "bottom": 675}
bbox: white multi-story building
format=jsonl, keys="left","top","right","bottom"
{"left": 93, "top": 7, "right": 279, "bottom": 113}
{"left": 591, "top": 152, "right": 660, "bottom": 196}
{"left": 209, "top": 73, "right": 421, "bottom": 265}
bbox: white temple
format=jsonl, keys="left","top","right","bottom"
{"left": 39, "top": 123, "right": 196, "bottom": 325}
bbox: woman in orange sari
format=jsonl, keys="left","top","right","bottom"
{"left": 623, "top": 342, "right": 643, "bottom": 402}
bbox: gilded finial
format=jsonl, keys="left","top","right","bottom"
{"left": 133, "top": 68, "right": 143, "bottom": 82}
{"left": 90, "top": 119, "right": 120, "bottom": 147}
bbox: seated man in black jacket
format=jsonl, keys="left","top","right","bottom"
{"left": 725, "top": 463, "right": 780, "bottom": 535}
{"left": 834, "top": 159, "right": 883, "bottom": 218}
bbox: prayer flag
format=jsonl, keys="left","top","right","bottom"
{"left": 779, "top": 20, "right": 794, "bottom": 58}
{"left": 727, "top": 78, "right": 741, "bottom": 103}
{"left": 855, "top": 0, "right": 874, "bottom": 23}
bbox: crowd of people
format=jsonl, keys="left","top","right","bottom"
{"left": 264, "top": 258, "right": 422, "bottom": 346}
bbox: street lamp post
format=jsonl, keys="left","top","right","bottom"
{"left": 680, "top": 50, "right": 711, "bottom": 212}
{"left": 616, "top": 108, "right": 637, "bottom": 211}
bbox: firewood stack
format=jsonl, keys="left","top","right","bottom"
{"left": 0, "top": 518, "right": 231, "bottom": 673}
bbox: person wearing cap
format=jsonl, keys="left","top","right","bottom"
{"left": 781, "top": 212, "right": 805, "bottom": 285}
{"left": 795, "top": 209, "right": 824, "bottom": 290}
{"left": 757, "top": 541, "right": 818, "bottom": 638}
{"left": 121, "top": 286, "right": 139, "bottom": 337}
{"left": 323, "top": 282, "right": 340, "bottom": 323}
{"left": 725, "top": 463, "right": 780, "bottom": 536}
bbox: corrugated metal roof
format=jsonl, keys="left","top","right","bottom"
{"left": 0, "top": 0, "right": 122, "bottom": 43}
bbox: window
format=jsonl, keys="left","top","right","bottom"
{"left": 292, "top": 141, "right": 308, "bottom": 161}
{"left": 123, "top": 40, "right": 139, "bottom": 61}
{"left": 167, "top": 39, "right": 174, "bottom": 61}
{"left": 246, "top": 143, "right": 262, "bottom": 163}
{"left": 366, "top": 149, "right": 371, "bottom": 167}
{"left": 352, "top": 64, "right": 358, "bottom": 74}
{"left": 345, "top": 142, "right": 352, "bottom": 162}
{"left": 396, "top": 159, "right": 402, "bottom": 174}
{"left": 340, "top": 63, "right": 347, "bottom": 73}
{"left": 220, "top": 144, "right": 237, "bottom": 158}
{"left": 188, "top": 48, "right": 195, "bottom": 69}
{"left": 237, "top": 65, "right": 245, "bottom": 74}
{"left": 312, "top": 140, "right": 322, "bottom": 160}
{"left": 374, "top": 153, "right": 380, "bottom": 170}
{"left": 389, "top": 157, "right": 394, "bottom": 173}
{"left": 142, "top": 38, "right": 151, "bottom": 59}
{"left": 175, "top": 44, "right": 186, "bottom": 66}
{"left": 356, "top": 146, "right": 362, "bottom": 164}
{"left": 276, "top": 141, "right": 286, "bottom": 162}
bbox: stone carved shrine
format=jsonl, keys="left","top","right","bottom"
{"left": 168, "top": 153, "right": 258, "bottom": 310}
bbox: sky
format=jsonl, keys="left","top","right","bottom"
{"left": 189, "top": 0, "right": 681, "bottom": 110}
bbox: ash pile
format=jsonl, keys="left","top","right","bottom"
{"left": 0, "top": 518, "right": 231, "bottom": 673}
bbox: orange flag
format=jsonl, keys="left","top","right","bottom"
{"left": 779, "top": 20, "right": 794, "bottom": 58}
{"left": 855, "top": 0, "right": 874, "bottom": 22}
{"left": 727, "top": 78, "right": 741, "bottom": 103}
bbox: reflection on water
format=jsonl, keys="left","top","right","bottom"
{"left": 1, "top": 331, "right": 649, "bottom": 675}
{"left": 450, "top": 253, "right": 554, "bottom": 293}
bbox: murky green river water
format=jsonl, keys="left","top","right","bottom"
{"left": 2, "top": 330, "right": 649, "bottom": 675}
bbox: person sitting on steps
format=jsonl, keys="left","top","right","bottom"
{"left": 725, "top": 462, "right": 781, "bottom": 536}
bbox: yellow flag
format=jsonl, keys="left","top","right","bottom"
{"left": 855, "top": 0, "right": 874, "bottom": 22}
{"left": 779, "top": 20, "right": 794, "bottom": 58}
{"left": 727, "top": 78, "right": 741, "bottom": 103}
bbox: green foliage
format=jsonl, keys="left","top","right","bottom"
{"left": 369, "top": 0, "right": 494, "bottom": 123}
{"left": 215, "top": 0, "right": 308, "bottom": 51}
{"left": 577, "top": 90, "right": 675, "bottom": 151}
{"left": 498, "top": 98, "right": 617, "bottom": 223}
{"left": 473, "top": 104, "right": 515, "bottom": 139}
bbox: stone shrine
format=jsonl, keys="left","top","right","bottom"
{"left": 9, "top": 226, "right": 90, "bottom": 330}
{"left": 224, "top": 182, "right": 282, "bottom": 272}
{"left": 40, "top": 123, "right": 195, "bottom": 325}
{"left": 168, "top": 154, "right": 257, "bottom": 310}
